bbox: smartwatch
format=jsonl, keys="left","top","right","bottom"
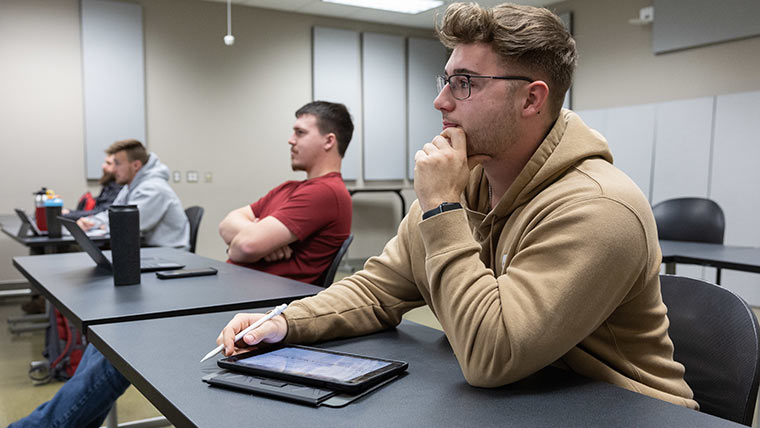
{"left": 422, "top": 202, "right": 463, "bottom": 220}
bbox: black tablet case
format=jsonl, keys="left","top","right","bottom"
{"left": 202, "top": 370, "right": 401, "bottom": 408}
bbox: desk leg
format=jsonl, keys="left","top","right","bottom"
{"left": 392, "top": 190, "right": 406, "bottom": 219}
{"left": 106, "top": 404, "right": 117, "bottom": 428}
{"left": 102, "top": 404, "right": 169, "bottom": 428}
{"left": 665, "top": 262, "right": 676, "bottom": 275}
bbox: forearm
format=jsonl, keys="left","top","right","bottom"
{"left": 285, "top": 221, "right": 425, "bottom": 343}
{"left": 417, "top": 210, "right": 515, "bottom": 385}
{"left": 228, "top": 234, "right": 267, "bottom": 263}
{"left": 219, "top": 210, "right": 256, "bottom": 245}
{"left": 219, "top": 218, "right": 245, "bottom": 245}
{"left": 226, "top": 216, "right": 296, "bottom": 264}
{"left": 89, "top": 210, "right": 108, "bottom": 228}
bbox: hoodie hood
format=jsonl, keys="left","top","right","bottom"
{"left": 128, "top": 153, "right": 170, "bottom": 190}
{"left": 464, "top": 109, "right": 613, "bottom": 227}
{"left": 88, "top": 151, "right": 189, "bottom": 250}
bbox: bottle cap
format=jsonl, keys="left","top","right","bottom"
{"left": 45, "top": 196, "right": 63, "bottom": 207}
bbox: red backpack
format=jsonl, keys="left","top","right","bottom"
{"left": 76, "top": 191, "right": 97, "bottom": 211}
{"left": 29, "top": 308, "right": 86, "bottom": 383}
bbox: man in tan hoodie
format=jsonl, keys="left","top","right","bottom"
{"left": 218, "top": 2, "right": 697, "bottom": 409}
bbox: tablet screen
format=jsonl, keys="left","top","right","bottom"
{"left": 234, "top": 347, "right": 392, "bottom": 383}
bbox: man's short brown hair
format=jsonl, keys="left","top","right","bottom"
{"left": 106, "top": 139, "right": 149, "bottom": 165}
{"left": 436, "top": 2, "right": 577, "bottom": 117}
{"left": 295, "top": 101, "right": 354, "bottom": 157}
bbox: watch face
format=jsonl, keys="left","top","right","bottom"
{"left": 422, "top": 202, "right": 462, "bottom": 220}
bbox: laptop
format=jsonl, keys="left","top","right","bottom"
{"left": 15, "top": 208, "right": 46, "bottom": 236}
{"left": 59, "top": 217, "right": 185, "bottom": 272}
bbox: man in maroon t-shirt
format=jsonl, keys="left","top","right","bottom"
{"left": 219, "top": 101, "right": 353, "bottom": 285}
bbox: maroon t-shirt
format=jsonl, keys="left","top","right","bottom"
{"left": 229, "top": 172, "right": 352, "bottom": 284}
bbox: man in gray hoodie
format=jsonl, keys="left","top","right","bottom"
{"left": 8, "top": 140, "right": 190, "bottom": 428}
{"left": 77, "top": 139, "right": 190, "bottom": 250}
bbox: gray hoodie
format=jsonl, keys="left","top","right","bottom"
{"left": 90, "top": 153, "right": 190, "bottom": 250}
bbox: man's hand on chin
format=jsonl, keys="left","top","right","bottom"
{"left": 413, "top": 127, "right": 470, "bottom": 212}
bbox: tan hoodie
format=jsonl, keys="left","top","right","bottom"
{"left": 284, "top": 110, "right": 698, "bottom": 409}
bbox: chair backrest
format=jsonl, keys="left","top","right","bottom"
{"left": 660, "top": 274, "right": 760, "bottom": 425}
{"left": 184, "top": 206, "right": 204, "bottom": 253}
{"left": 652, "top": 197, "right": 725, "bottom": 244}
{"left": 317, "top": 234, "right": 353, "bottom": 288}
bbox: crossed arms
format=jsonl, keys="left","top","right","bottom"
{"left": 219, "top": 205, "right": 298, "bottom": 263}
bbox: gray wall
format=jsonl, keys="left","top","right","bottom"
{"left": 1, "top": 0, "right": 86, "bottom": 281}
{"left": 551, "top": 0, "right": 760, "bottom": 110}
{"left": 0, "top": 0, "right": 433, "bottom": 281}
{"left": 2, "top": 0, "right": 760, "bottom": 284}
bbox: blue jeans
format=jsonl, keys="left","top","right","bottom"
{"left": 9, "top": 343, "right": 131, "bottom": 428}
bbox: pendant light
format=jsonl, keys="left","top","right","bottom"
{"left": 223, "top": 0, "right": 235, "bottom": 46}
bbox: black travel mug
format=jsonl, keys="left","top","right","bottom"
{"left": 45, "top": 206, "right": 62, "bottom": 238}
{"left": 109, "top": 205, "right": 141, "bottom": 286}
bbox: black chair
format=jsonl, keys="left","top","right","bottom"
{"left": 660, "top": 274, "right": 760, "bottom": 425}
{"left": 653, "top": 197, "right": 725, "bottom": 283}
{"left": 184, "top": 206, "right": 204, "bottom": 253}
{"left": 316, "top": 234, "right": 354, "bottom": 288}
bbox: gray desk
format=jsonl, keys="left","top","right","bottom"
{"left": 0, "top": 213, "right": 110, "bottom": 255}
{"left": 88, "top": 313, "right": 738, "bottom": 428}
{"left": 660, "top": 240, "right": 760, "bottom": 277}
{"left": 2, "top": 213, "right": 110, "bottom": 333}
{"left": 12, "top": 248, "right": 323, "bottom": 333}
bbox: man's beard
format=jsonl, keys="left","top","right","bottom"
{"left": 99, "top": 171, "right": 115, "bottom": 186}
{"left": 464, "top": 112, "right": 518, "bottom": 160}
{"left": 291, "top": 161, "right": 305, "bottom": 172}
{"left": 458, "top": 86, "right": 520, "bottom": 160}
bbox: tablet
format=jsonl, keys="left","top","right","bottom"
{"left": 217, "top": 344, "right": 408, "bottom": 393}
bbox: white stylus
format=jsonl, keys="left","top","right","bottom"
{"left": 199, "top": 303, "right": 288, "bottom": 363}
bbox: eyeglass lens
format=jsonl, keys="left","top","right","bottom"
{"left": 436, "top": 75, "right": 470, "bottom": 100}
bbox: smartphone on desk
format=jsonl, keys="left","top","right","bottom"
{"left": 155, "top": 267, "right": 218, "bottom": 279}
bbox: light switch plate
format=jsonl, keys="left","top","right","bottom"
{"left": 187, "top": 171, "right": 199, "bottom": 183}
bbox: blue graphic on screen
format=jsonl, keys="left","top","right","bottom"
{"left": 237, "top": 348, "right": 391, "bottom": 382}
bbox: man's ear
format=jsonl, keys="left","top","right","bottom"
{"left": 521, "top": 80, "right": 550, "bottom": 117}
{"left": 132, "top": 159, "right": 144, "bottom": 171}
{"left": 323, "top": 133, "right": 337, "bottom": 152}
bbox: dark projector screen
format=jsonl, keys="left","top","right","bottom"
{"left": 653, "top": 0, "right": 760, "bottom": 54}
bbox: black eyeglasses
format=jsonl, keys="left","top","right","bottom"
{"left": 436, "top": 74, "right": 534, "bottom": 100}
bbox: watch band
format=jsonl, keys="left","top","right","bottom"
{"left": 422, "top": 202, "right": 463, "bottom": 220}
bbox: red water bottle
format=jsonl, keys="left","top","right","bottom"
{"left": 34, "top": 188, "right": 48, "bottom": 231}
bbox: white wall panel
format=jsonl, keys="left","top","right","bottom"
{"left": 82, "top": 0, "right": 145, "bottom": 179}
{"left": 604, "top": 104, "right": 657, "bottom": 200}
{"left": 313, "top": 26, "right": 361, "bottom": 180}
{"left": 576, "top": 109, "right": 608, "bottom": 137}
{"left": 710, "top": 90, "right": 760, "bottom": 304}
{"left": 362, "top": 33, "right": 406, "bottom": 180}
{"left": 650, "top": 97, "right": 714, "bottom": 204}
{"left": 362, "top": 32, "right": 406, "bottom": 180}
{"left": 407, "top": 37, "right": 447, "bottom": 180}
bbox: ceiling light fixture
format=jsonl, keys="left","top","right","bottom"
{"left": 223, "top": 0, "right": 235, "bottom": 46}
{"left": 321, "top": 0, "right": 444, "bottom": 15}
